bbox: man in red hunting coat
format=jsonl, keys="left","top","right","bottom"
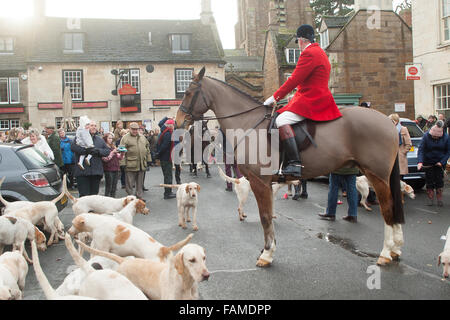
{"left": 264, "top": 24, "right": 342, "bottom": 177}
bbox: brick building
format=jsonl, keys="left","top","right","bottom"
{"left": 322, "top": 0, "right": 415, "bottom": 118}
{"left": 0, "top": 0, "right": 225, "bottom": 132}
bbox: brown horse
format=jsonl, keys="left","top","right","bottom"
{"left": 175, "top": 67, "right": 404, "bottom": 267}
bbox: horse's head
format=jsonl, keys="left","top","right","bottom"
{"left": 176, "top": 67, "right": 210, "bottom": 129}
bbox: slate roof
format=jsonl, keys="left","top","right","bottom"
{"left": 0, "top": 16, "right": 225, "bottom": 67}
{"left": 224, "top": 50, "right": 263, "bottom": 72}
{"left": 322, "top": 16, "right": 351, "bottom": 28}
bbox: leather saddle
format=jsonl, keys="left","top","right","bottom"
{"left": 269, "top": 114, "right": 317, "bottom": 152}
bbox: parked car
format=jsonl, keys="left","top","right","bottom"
{"left": 400, "top": 118, "right": 426, "bottom": 190}
{"left": 0, "top": 143, "right": 68, "bottom": 212}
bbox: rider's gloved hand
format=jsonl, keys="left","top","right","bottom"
{"left": 264, "top": 96, "right": 275, "bottom": 106}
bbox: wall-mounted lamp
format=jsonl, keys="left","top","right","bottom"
{"left": 38, "top": 66, "right": 43, "bottom": 71}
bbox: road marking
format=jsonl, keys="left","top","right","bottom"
{"left": 210, "top": 268, "right": 258, "bottom": 274}
{"left": 313, "top": 203, "right": 326, "bottom": 210}
{"left": 415, "top": 208, "right": 438, "bottom": 214}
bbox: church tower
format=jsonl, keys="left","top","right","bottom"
{"left": 235, "top": 0, "right": 314, "bottom": 57}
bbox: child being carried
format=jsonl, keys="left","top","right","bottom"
{"left": 76, "top": 116, "right": 94, "bottom": 170}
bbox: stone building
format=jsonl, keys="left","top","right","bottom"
{"left": 411, "top": 0, "right": 450, "bottom": 119}
{"left": 322, "top": 0, "right": 415, "bottom": 117}
{"left": 0, "top": 0, "right": 225, "bottom": 132}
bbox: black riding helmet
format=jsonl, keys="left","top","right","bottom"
{"left": 295, "top": 24, "right": 315, "bottom": 43}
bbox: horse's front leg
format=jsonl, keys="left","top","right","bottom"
{"left": 247, "top": 171, "right": 276, "bottom": 268}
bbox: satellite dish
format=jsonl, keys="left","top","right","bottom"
{"left": 111, "top": 69, "right": 118, "bottom": 75}
{"left": 111, "top": 89, "right": 118, "bottom": 96}
{"left": 146, "top": 65, "right": 154, "bottom": 73}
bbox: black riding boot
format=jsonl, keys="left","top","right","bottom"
{"left": 279, "top": 125, "right": 302, "bottom": 177}
{"left": 292, "top": 184, "right": 301, "bottom": 200}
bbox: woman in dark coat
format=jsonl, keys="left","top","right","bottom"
{"left": 71, "top": 121, "right": 110, "bottom": 197}
{"left": 418, "top": 120, "right": 450, "bottom": 207}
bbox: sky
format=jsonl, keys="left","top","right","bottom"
{"left": 0, "top": 0, "right": 406, "bottom": 50}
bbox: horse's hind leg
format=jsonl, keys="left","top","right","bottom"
{"left": 365, "top": 172, "right": 402, "bottom": 265}
{"left": 247, "top": 171, "right": 275, "bottom": 267}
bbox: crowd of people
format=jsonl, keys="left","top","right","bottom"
{"left": 0, "top": 111, "right": 448, "bottom": 212}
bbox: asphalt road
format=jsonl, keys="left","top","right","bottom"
{"left": 22, "top": 165, "right": 450, "bottom": 300}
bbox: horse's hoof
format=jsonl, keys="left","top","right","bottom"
{"left": 376, "top": 256, "right": 392, "bottom": 266}
{"left": 390, "top": 252, "right": 400, "bottom": 261}
{"left": 256, "top": 258, "right": 272, "bottom": 268}
{"left": 242, "top": 213, "right": 247, "bottom": 218}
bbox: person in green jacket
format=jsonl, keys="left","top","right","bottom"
{"left": 120, "top": 122, "right": 151, "bottom": 200}
{"left": 318, "top": 166, "right": 359, "bottom": 223}
{"left": 45, "top": 125, "right": 63, "bottom": 168}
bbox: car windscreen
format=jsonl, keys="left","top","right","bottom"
{"left": 16, "top": 146, "right": 54, "bottom": 169}
{"left": 401, "top": 122, "right": 424, "bottom": 138}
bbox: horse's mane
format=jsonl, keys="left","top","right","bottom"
{"left": 206, "top": 76, "right": 262, "bottom": 105}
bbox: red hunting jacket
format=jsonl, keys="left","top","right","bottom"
{"left": 274, "top": 43, "right": 342, "bottom": 121}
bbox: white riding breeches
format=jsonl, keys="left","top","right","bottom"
{"left": 275, "top": 111, "right": 305, "bottom": 127}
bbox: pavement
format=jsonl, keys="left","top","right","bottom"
{"left": 22, "top": 165, "right": 450, "bottom": 300}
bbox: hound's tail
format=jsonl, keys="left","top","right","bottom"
{"left": 51, "top": 174, "right": 68, "bottom": 204}
{"left": 159, "top": 184, "right": 181, "bottom": 189}
{"left": 75, "top": 240, "right": 125, "bottom": 265}
{"left": 0, "top": 177, "right": 11, "bottom": 207}
{"left": 31, "top": 240, "right": 59, "bottom": 300}
{"left": 158, "top": 233, "right": 194, "bottom": 261}
{"left": 64, "top": 181, "right": 77, "bottom": 204}
{"left": 218, "top": 167, "right": 240, "bottom": 185}
{"left": 389, "top": 155, "right": 405, "bottom": 225}
{"left": 64, "top": 233, "right": 96, "bottom": 275}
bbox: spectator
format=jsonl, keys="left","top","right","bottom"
{"left": 418, "top": 120, "right": 450, "bottom": 207}
{"left": 45, "top": 125, "right": 64, "bottom": 168}
{"left": 116, "top": 129, "right": 128, "bottom": 189}
{"left": 7, "top": 127, "right": 24, "bottom": 143}
{"left": 416, "top": 115, "right": 427, "bottom": 130}
{"left": 318, "top": 166, "right": 359, "bottom": 223}
{"left": 438, "top": 113, "right": 449, "bottom": 134}
{"left": 423, "top": 115, "right": 437, "bottom": 132}
{"left": 139, "top": 125, "right": 150, "bottom": 192}
{"left": 389, "top": 113, "right": 412, "bottom": 180}
{"left": 58, "top": 128, "right": 76, "bottom": 189}
{"left": 22, "top": 128, "right": 54, "bottom": 160}
{"left": 120, "top": 122, "right": 151, "bottom": 200}
{"left": 0, "top": 131, "right": 5, "bottom": 142}
{"left": 220, "top": 128, "right": 242, "bottom": 192}
{"left": 102, "top": 132, "right": 124, "bottom": 198}
{"left": 157, "top": 117, "right": 176, "bottom": 199}
{"left": 147, "top": 130, "right": 158, "bottom": 167}
{"left": 113, "top": 120, "right": 124, "bottom": 142}
{"left": 71, "top": 120, "right": 110, "bottom": 197}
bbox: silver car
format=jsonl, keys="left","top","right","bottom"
{"left": 0, "top": 143, "right": 68, "bottom": 212}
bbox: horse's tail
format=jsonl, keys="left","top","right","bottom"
{"left": 389, "top": 155, "right": 405, "bottom": 225}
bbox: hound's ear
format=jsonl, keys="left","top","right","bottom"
{"left": 438, "top": 254, "right": 441, "bottom": 266}
{"left": 185, "top": 185, "right": 190, "bottom": 194}
{"left": 175, "top": 252, "right": 184, "bottom": 275}
{"left": 194, "top": 67, "right": 205, "bottom": 82}
{"left": 196, "top": 184, "right": 201, "bottom": 192}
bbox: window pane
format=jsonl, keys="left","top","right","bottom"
{"left": 176, "top": 69, "right": 193, "bottom": 93}
{"left": 130, "top": 69, "right": 140, "bottom": 93}
{"left": 288, "top": 49, "right": 294, "bottom": 63}
{"left": 0, "top": 78, "right": 8, "bottom": 103}
{"left": 64, "top": 34, "right": 73, "bottom": 50}
{"left": 73, "top": 33, "right": 83, "bottom": 51}
{"left": 63, "top": 71, "right": 82, "bottom": 100}
{"left": 9, "top": 78, "right": 19, "bottom": 103}
{"left": 181, "top": 35, "right": 189, "bottom": 50}
{"left": 10, "top": 120, "right": 19, "bottom": 128}
{"left": 5, "top": 38, "right": 13, "bottom": 51}
{"left": 444, "top": 0, "right": 450, "bottom": 17}
{"left": 172, "top": 35, "right": 181, "bottom": 51}
{"left": 0, "top": 120, "right": 9, "bottom": 129}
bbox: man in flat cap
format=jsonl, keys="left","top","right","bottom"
{"left": 120, "top": 122, "right": 151, "bottom": 200}
{"left": 263, "top": 24, "right": 341, "bottom": 178}
{"left": 46, "top": 125, "right": 63, "bottom": 168}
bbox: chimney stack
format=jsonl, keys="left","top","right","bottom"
{"left": 33, "top": 0, "right": 46, "bottom": 24}
{"left": 201, "top": 0, "right": 213, "bottom": 25}
{"left": 268, "top": 1, "right": 279, "bottom": 31}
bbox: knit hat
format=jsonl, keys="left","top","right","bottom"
{"left": 429, "top": 120, "right": 444, "bottom": 138}
{"left": 165, "top": 119, "right": 175, "bottom": 125}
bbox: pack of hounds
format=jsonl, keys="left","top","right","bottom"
{"left": 0, "top": 169, "right": 447, "bottom": 300}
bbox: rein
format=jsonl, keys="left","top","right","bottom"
{"left": 179, "top": 79, "right": 274, "bottom": 151}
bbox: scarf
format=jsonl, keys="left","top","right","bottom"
{"left": 396, "top": 123, "right": 402, "bottom": 146}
